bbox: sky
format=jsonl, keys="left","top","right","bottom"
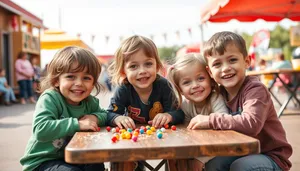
{"left": 12, "top": 0, "right": 298, "bottom": 57}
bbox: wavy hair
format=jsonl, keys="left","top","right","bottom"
{"left": 108, "top": 35, "right": 163, "bottom": 85}
{"left": 167, "top": 53, "right": 219, "bottom": 114}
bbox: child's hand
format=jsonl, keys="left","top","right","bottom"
{"left": 114, "top": 116, "right": 135, "bottom": 129}
{"left": 188, "top": 159, "right": 205, "bottom": 171}
{"left": 150, "top": 113, "right": 172, "bottom": 128}
{"left": 78, "top": 118, "right": 98, "bottom": 132}
{"left": 187, "top": 115, "right": 210, "bottom": 130}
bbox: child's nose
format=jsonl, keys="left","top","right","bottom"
{"left": 138, "top": 66, "right": 147, "bottom": 74}
{"left": 192, "top": 81, "right": 200, "bottom": 88}
{"left": 74, "top": 78, "right": 83, "bottom": 85}
{"left": 222, "top": 63, "right": 232, "bottom": 72}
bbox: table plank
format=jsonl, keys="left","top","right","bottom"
{"left": 65, "top": 126, "right": 260, "bottom": 164}
{"left": 247, "top": 69, "right": 300, "bottom": 76}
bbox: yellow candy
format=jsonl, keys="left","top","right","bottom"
{"left": 146, "top": 130, "right": 152, "bottom": 135}
{"left": 121, "top": 133, "right": 126, "bottom": 139}
{"left": 150, "top": 127, "right": 156, "bottom": 132}
{"left": 125, "top": 132, "right": 131, "bottom": 139}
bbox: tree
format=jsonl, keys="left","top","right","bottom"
{"left": 157, "top": 46, "right": 182, "bottom": 63}
{"left": 269, "top": 25, "right": 296, "bottom": 60}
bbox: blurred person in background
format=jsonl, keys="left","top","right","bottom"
{"left": 271, "top": 53, "right": 293, "bottom": 70}
{"left": 270, "top": 53, "right": 293, "bottom": 92}
{"left": 257, "top": 59, "right": 273, "bottom": 87}
{"left": 31, "top": 56, "right": 42, "bottom": 99}
{"left": 0, "top": 68, "right": 18, "bottom": 106}
{"left": 15, "top": 52, "right": 36, "bottom": 104}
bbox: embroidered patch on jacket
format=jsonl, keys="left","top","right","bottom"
{"left": 128, "top": 106, "right": 146, "bottom": 123}
{"left": 113, "top": 104, "right": 118, "bottom": 112}
{"left": 52, "top": 138, "right": 64, "bottom": 149}
{"left": 149, "top": 102, "right": 163, "bottom": 120}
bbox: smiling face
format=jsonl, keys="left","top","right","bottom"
{"left": 178, "top": 62, "right": 212, "bottom": 106}
{"left": 55, "top": 63, "right": 95, "bottom": 105}
{"left": 206, "top": 43, "right": 250, "bottom": 95}
{"left": 123, "top": 49, "right": 157, "bottom": 92}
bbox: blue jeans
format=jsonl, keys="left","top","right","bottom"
{"left": 0, "top": 86, "right": 16, "bottom": 102}
{"left": 18, "top": 80, "right": 33, "bottom": 98}
{"left": 34, "top": 159, "right": 105, "bottom": 171}
{"left": 205, "top": 154, "right": 282, "bottom": 171}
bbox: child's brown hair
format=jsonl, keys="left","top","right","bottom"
{"left": 108, "top": 35, "right": 163, "bottom": 85}
{"left": 39, "top": 46, "right": 103, "bottom": 95}
{"left": 203, "top": 31, "right": 248, "bottom": 60}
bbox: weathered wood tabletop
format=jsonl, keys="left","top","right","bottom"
{"left": 65, "top": 125, "right": 260, "bottom": 164}
{"left": 247, "top": 69, "right": 300, "bottom": 76}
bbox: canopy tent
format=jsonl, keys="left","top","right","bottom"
{"left": 200, "top": 0, "right": 300, "bottom": 23}
{"left": 41, "top": 29, "right": 92, "bottom": 50}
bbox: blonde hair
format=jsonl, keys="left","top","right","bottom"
{"left": 108, "top": 35, "right": 163, "bottom": 85}
{"left": 167, "top": 53, "right": 219, "bottom": 114}
{"left": 39, "top": 46, "right": 103, "bottom": 95}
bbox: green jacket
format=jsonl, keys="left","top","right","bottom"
{"left": 20, "top": 89, "right": 107, "bottom": 171}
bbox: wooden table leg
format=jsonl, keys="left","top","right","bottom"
{"left": 110, "top": 162, "right": 136, "bottom": 171}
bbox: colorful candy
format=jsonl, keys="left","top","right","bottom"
{"left": 109, "top": 125, "right": 173, "bottom": 143}
{"left": 127, "top": 128, "right": 132, "bottom": 133}
{"left": 106, "top": 126, "right": 111, "bottom": 132}
{"left": 164, "top": 124, "right": 169, "bottom": 129}
{"left": 132, "top": 136, "right": 138, "bottom": 142}
{"left": 125, "top": 132, "right": 132, "bottom": 139}
{"left": 150, "top": 126, "right": 156, "bottom": 132}
{"left": 111, "top": 136, "right": 117, "bottom": 143}
{"left": 114, "top": 133, "right": 120, "bottom": 140}
{"left": 146, "top": 130, "right": 152, "bottom": 135}
{"left": 157, "top": 132, "right": 163, "bottom": 139}
{"left": 133, "top": 131, "right": 139, "bottom": 136}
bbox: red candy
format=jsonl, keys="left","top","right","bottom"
{"left": 111, "top": 136, "right": 117, "bottom": 143}
{"left": 171, "top": 125, "right": 176, "bottom": 131}
{"left": 116, "top": 127, "right": 120, "bottom": 133}
{"left": 164, "top": 124, "right": 169, "bottom": 129}
{"left": 106, "top": 126, "right": 111, "bottom": 132}
{"left": 97, "top": 127, "right": 101, "bottom": 132}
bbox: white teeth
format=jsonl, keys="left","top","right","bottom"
{"left": 72, "top": 90, "right": 83, "bottom": 94}
{"left": 223, "top": 74, "right": 234, "bottom": 79}
{"left": 192, "top": 91, "right": 202, "bottom": 95}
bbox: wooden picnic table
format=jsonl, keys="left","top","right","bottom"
{"left": 247, "top": 69, "right": 300, "bottom": 117}
{"left": 65, "top": 125, "right": 260, "bottom": 171}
